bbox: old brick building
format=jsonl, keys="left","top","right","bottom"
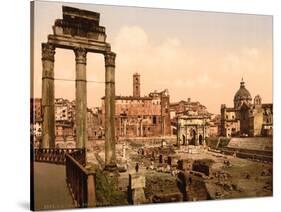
{"left": 101, "top": 73, "right": 171, "bottom": 137}
{"left": 30, "top": 98, "right": 100, "bottom": 147}
{"left": 221, "top": 79, "right": 273, "bottom": 137}
{"left": 170, "top": 98, "right": 209, "bottom": 119}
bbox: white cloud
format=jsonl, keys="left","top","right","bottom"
{"left": 220, "top": 47, "right": 262, "bottom": 77}
{"left": 112, "top": 25, "right": 216, "bottom": 93}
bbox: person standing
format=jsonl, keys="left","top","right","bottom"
{"left": 135, "top": 162, "right": 139, "bottom": 173}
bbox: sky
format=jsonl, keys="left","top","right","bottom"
{"left": 32, "top": 1, "right": 273, "bottom": 114}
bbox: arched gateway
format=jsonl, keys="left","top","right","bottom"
{"left": 176, "top": 116, "right": 208, "bottom": 147}
{"left": 41, "top": 6, "right": 117, "bottom": 170}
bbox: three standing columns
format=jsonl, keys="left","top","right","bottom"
{"left": 104, "top": 52, "right": 117, "bottom": 171}
{"left": 41, "top": 43, "right": 117, "bottom": 172}
{"left": 74, "top": 47, "right": 88, "bottom": 149}
{"left": 41, "top": 43, "right": 56, "bottom": 148}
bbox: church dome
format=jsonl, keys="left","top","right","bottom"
{"left": 234, "top": 78, "right": 252, "bottom": 108}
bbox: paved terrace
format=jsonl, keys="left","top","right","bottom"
{"left": 33, "top": 162, "right": 75, "bottom": 210}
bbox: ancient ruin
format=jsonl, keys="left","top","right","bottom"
{"left": 41, "top": 6, "right": 117, "bottom": 170}
{"left": 31, "top": 3, "right": 273, "bottom": 211}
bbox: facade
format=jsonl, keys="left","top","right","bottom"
{"left": 221, "top": 79, "right": 273, "bottom": 137}
{"left": 172, "top": 98, "right": 213, "bottom": 146}
{"left": 208, "top": 114, "right": 221, "bottom": 137}
{"left": 55, "top": 98, "right": 74, "bottom": 122}
{"left": 170, "top": 98, "right": 216, "bottom": 136}
{"left": 170, "top": 98, "right": 208, "bottom": 119}
{"left": 87, "top": 108, "right": 103, "bottom": 139}
{"left": 101, "top": 73, "right": 171, "bottom": 138}
{"left": 30, "top": 97, "right": 100, "bottom": 147}
{"left": 177, "top": 114, "right": 210, "bottom": 146}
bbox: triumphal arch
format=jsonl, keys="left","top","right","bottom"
{"left": 41, "top": 6, "right": 117, "bottom": 170}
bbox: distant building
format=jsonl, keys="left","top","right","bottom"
{"left": 177, "top": 114, "right": 210, "bottom": 146}
{"left": 208, "top": 114, "right": 221, "bottom": 137}
{"left": 170, "top": 97, "right": 208, "bottom": 118}
{"left": 55, "top": 98, "right": 74, "bottom": 122}
{"left": 221, "top": 79, "right": 273, "bottom": 137}
{"left": 133, "top": 73, "right": 141, "bottom": 97}
{"left": 170, "top": 97, "right": 216, "bottom": 145}
{"left": 101, "top": 73, "right": 171, "bottom": 137}
{"left": 87, "top": 108, "right": 103, "bottom": 139}
{"left": 30, "top": 97, "right": 100, "bottom": 147}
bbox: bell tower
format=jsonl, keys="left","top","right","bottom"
{"left": 133, "top": 73, "right": 140, "bottom": 97}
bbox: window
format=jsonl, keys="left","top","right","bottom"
{"left": 153, "top": 116, "right": 157, "bottom": 124}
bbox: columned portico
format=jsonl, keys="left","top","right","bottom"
{"left": 104, "top": 52, "right": 117, "bottom": 170}
{"left": 74, "top": 47, "right": 88, "bottom": 149}
{"left": 41, "top": 43, "right": 56, "bottom": 148}
{"left": 41, "top": 6, "right": 118, "bottom": 172}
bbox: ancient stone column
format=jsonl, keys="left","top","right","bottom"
{"left": 74, "top": 47, "right": 87, "bottom": 149}
{"left": 162, "top": 116, "right": 165, "bottom": 136}
{"left": 41, "top": 43, "right": 56, "bottom": 148}
{"left": 140, "top": 119, "right": 143, "bottom": 137}
{"left": 195, "top": 126, "right": 199, "bottom": 146}
{"left": 124, "top": 119, "right": 127, "bottom": 136}
{"left": 177, "top": 120, "right": 181, "bottom": 148}
{"left": 104, "top": 52, "right": 117, "bottom": 171}
{"left": 136, "top": 122, "right": 139, "bottom": 137}
{"left": 203, "top": 125, "right": 206, "bottom": 146}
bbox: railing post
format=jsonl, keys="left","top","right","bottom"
{"left": 87, "top": 173, "right": 96, "bottom": 207}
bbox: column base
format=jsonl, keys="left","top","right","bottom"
{"left": 103, "top": 165, "right": 119, "bottom": 190}
{"left": 104, "top": 163, "right": 118, "bottom": 172}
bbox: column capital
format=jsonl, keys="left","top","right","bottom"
{"left": 42, "top": 43, "right": 55, "bottom": 62}
{"left": 74, "top": 47, "right": 87, "bottom": 64}
{"left": 104, "top": 52, "right": 116, "bottom": 67}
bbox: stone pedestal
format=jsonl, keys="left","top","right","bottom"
{"left": 128, "top": 173, "right": 146, "bottom": 205}
{"left": 41, "top": 43, "right": 55, "bottom": 148}
{"left": 104, "top": 52, "right": 117, "bottom": 171}
{"left": 74, "top": 47, "right": 87, "bottom": 149}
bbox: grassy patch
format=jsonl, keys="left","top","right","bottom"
{"left": 88, "top": 164, "right": 128, "bottom": 207}
{"left": 206, "top": 137, "right": 219, "bottom": 148}
{"left": 206, "top": 137, "right": 230, "bottom": 148}
{"left": 218, "top": 137, "right": 231, "bottom": 148}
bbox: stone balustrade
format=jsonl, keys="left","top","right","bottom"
{"left": 34, "top": 148, "right": 85, "bottom": 164}
{"left": 65, "top": 152, "right": 96, "bottom": 208}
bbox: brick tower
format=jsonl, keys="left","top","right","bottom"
{"left": 133, "top": 73, "right": 140, "bottom": 97}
